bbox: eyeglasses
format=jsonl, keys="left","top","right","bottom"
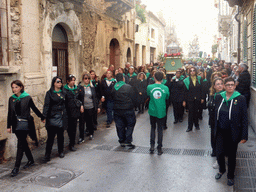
{"left": 225, "top": 84, "right": 235, "bottom": 87}
{"left": 69, "top": 74, "right": 75, "bottom": 77}
{"left": 56, "top": 80, "right": 62, "bottom": 83}
{"left": 84, "top": 78, "right": 91, "bottom": 80}
{"left": 190, "top": 70, "right": 195, "bottom": 72}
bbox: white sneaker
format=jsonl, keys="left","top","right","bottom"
{"left": 213, "top": 161, "right": 219, "bottom": 169}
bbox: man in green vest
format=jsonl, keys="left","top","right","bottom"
{"left": 147, "top": 71, "right": 170, "bottom": 155}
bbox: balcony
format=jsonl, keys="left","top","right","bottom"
{"left": 226, "top": 0, "right": 244, "bottom": 7}
{"left": 218, "top": 15, "right": 232, "bottom": 37}
{"left": 104, "top": 0, "right": 135, "bottom": 21}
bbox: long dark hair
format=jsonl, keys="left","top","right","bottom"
{"left": 11, "top": 80, "right": 24, "bottom": 93}
{"left": 51, "top": 76, "right": 63, "bottom": 90}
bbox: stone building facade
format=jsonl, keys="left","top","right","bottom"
{"left": 0, "top": 0, "right": 135, "bottom": 159}
{"left": 135, "top": 7, "right": 165, "bottom": 66}
{"left": 216, "top": 0, "right": 256, "bottom": 131}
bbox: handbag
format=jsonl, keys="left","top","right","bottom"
{"left": 16, "top": 117, "right": 29, "bottom": 131}
{"left": 48, "top": 113, "right": 63, "bottom": 128}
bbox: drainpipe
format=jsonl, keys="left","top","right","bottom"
{"left": 6, "top": 0, "right": 10, "bottom": 66}
{"left": 235, "top": 6, "right": 240, "bottom": 64}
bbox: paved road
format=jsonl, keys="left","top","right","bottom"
{"left": 0, "top": 107, "right": 256, "bottom": 191}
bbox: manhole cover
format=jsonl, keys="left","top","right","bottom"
{"left": 20, "top": 167, "right": 83, "bottom": 188}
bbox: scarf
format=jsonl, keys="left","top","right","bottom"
{"left": 114, "top": 81, "right": 126, "bottom": 91}
{"left": 128, "top": 72, "right": 137, "bottom": 78}
{"left": 183, "top": 76, "right": 201, "bottom": 90}
{"left": 12, "top": 91, "right": 30, "bottom": 102}
{"left": 220, "top": 91, "right": 241, "bottom": 106}
{"left": 53, "top": 89, "right": 62, "bottom": 93}
{"left": 64, "top": 84, "right": 77, "bottom": 94}
{"left": 105, "top": 78, "right": 116, "bottom": 82}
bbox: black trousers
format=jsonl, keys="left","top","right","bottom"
{"left": 79, "top": 108, "right": 95, "bottom": 138}
{"left": 150, "top": 116, "right": 165, "bottom": 148}
{"left": 138, "top": 103, "right": 145, "bottom": 113}
{"left": 67, "top": 117, "right": 78, "bottom": 147}
{"left": 45, "top": 126, "right": 64, "bottom": 155}
{"left": 163, "top": 105, "right": 169, "bottom": 128}
{"left": 14, "top": 131, "right": 34, "bottom": 168}
{"left": 172, "top": 101, "right": 184, "bottom": 121}
{"left": 210, "top": 126, "right": 216, "bottom": 155}
{"left": 216, "top": 128, "right": 238, "bottom": 179}
{"left": 114, "top": 110, "right": 136, "bottom": 144}
{"left": 187, "top": 100, "right": 200, "bottom": 129}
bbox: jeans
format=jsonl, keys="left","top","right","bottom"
{"left": 45, "top": 126, "right": 64, "bottom": 155}
{"left": 14, "top": 131, "right": 34, "bottom": 168}
{"left": 114, "top": 110, "right": 136, "bottom": 144}
{"left": 106, "top": 100, "right": 114, "bottom": 124}
{"left": 150, "top": 116, "right": 165, "bottom": 148}
{"left": 67, "top": 117, "right": 78, "bottom": 147}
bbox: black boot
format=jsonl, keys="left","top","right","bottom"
{"left": 11, "top": 167, "right": 19, "bottom": 177}
{"left": 42, "top": 154, "right": 51, "bottom": 163}
{"left": 157, "top": 147, "right": 163, "bottom": 155}
{"left": 23, "top": 160, "right": 34, "bottom": 169}
{"left": 149, "top": 145, "right": 154, "bottom": 154}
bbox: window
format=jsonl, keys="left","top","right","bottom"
{"left": 151, "top": 28, "right": 155, "bottom": 39}
{"left": 0, "top": 3, "right": 8, "bottom": 66}
{"left": 243, "top": 20, "right": 248, "bottom": 62}
{"left": 127, "top": 20, "right": 130, "bottom": 38}
{"left": 135, "top": 24, "right": 139, "bottom": 32}
{"left": 0, "top": 10, "right": 3, "bottom": 65}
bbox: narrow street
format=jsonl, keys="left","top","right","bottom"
{"left": 0, "top": 107, "right": 255, "bottom": 192}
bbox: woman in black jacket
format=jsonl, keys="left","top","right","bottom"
{"left": 207, "top": 78, "right": 224, "bottom": 157}
{"left": 43, "top": 77, "right": 67, "bottom": 162}
{"left": 170, "top": 70, "right": 185, "bottom": 124}
{"left": 134, "top": 72, "right": 148, "bottom": 114}
{"left": 7, "top": 80, "right": 45, "bottom": 177}
{"left": 183, "top": 67, "right": 204, "bottom": 132}
{"left": 214, "top": 77, "right": 248, "bottom": 186}
{"left": 63, "top": 75, "right": 83, "bottom": 151}
{"left": 78, "top": 72, "right": 100, "bottom": 141}
{"left": 100, "top": 71, "right": 116, "bottom": 127}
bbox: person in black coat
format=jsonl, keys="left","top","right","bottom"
{"left": 78, "top": 72, "right": 100, "bottom": 141}
{"left": 90, "top": 70, "right": 101, "bottom": 129}
{"left": 43, "top": 76, "right": 67, "bottom": 162}
{"left": 63, "top": 75, "right": 83, "bottom": 151}
{"left": 183, "top": 67, "right": 204, "bottom": 132}
{"left": 100, "top": 71, "right": 116, "bottom": 127}
{"left": 170, "top": 70, "right": 185, "bottom": 124}
{"left": 207, "top": 78, "right": 224, "bottom": 157}
{"left": 236, "top": 63, "right": 251, "bottom": 108}
{"left": 198, "top": 70, "right": 208, "bottom": 120}
{"left": 214, "top": 77, "right": 248, "bottom": 186}
{"left": 134, "top": 72, "right": 148, "bottom": 114}
{"left": 7, "top": 80, "right": 45, "bottom": 177}
{"left": 111, "top": 73, "right": 136, "bottom": 148}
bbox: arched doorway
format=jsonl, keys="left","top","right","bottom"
{"left": 127, "top": 47, "right": 131, "bottom": 63}
{"left": 52, "top": 24, "right": 68, "bottom": 83}
{"left": 109, "top": 39, "right": 120, "bottom": 68}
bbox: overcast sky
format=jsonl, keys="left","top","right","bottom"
{"left": 141, "top": 0, "right": 219, "bottom": 56}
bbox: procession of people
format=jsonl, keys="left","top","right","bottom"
{"left": 7, "top": 59, "right": 249, "bottom": 186}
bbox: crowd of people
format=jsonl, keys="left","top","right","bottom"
{"left": 7, "top": 59, "right": 250, "bottom": 186}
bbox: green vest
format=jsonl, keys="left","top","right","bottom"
{"left": 147, "top": 84, "right": 170, "bottom": 119}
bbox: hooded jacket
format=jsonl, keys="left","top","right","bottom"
{"left": 214, "top": 91, "right": 248, "bottom": 142}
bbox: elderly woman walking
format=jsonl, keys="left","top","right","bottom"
{"left": 214, "top": 77, "right": 248, "bottom": 186}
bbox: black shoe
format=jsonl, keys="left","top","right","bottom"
{"left": 186, "top": 128, "right": 192, "bottom": 132}
{"left": 42, "top": 155, "right": 50, "bottom": 163}
{"left": 106, "top": 124, "right": 110, "bottom": 128}
{"left": 215, "top": 172, "right": 225, "bottom": 180}
{"left": 11, "top": 168, "right": 19, "bottom": 177}
{"left": 149, "top": 145, "right": 154, "bottom": 154}
{"left": 211, "top": 152, "right": 216, "bottom": 157}
{"left": 196, "top": 126, "right": 200, "bottom": 130}
{"left": 59, "top": 152, "right": 65, "bottom": 158}
{"left": 199, "top": 117, "right": 202, "bottom": 120}
{"left": 78, "top": 138, "right": 85, "bottom": 144}
{"left": 69, "top": 146, "right": 76, "bottom": 151}
{"left": 89, "top": 135, "right": 93, "bottom": 140}
{"left": 120, "top": 143, "right": 126, "bottom": 147}
{"left": 227, "top": 179, "right": 234, "bottom": 186}
{"left": 174, "top": 120, "right": 178, "bottom": 124}
{"left": 126, "top": 144, "right": 135, "bottom": 149}
{"left": 157, "top": 148, "right": 163, "bottom": 155}
{"left": 23, "top": 160, "right": 34, "bottom": 169}
{"left": 179, "top": 119, "right": 183, "bottom": 122}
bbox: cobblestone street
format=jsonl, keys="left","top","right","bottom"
{"left": 0, "top": 107, "right": 255, "bottom": 191}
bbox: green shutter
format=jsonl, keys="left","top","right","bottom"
{"left": 243, "top": 20, "right": 248, "bottom": 62}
